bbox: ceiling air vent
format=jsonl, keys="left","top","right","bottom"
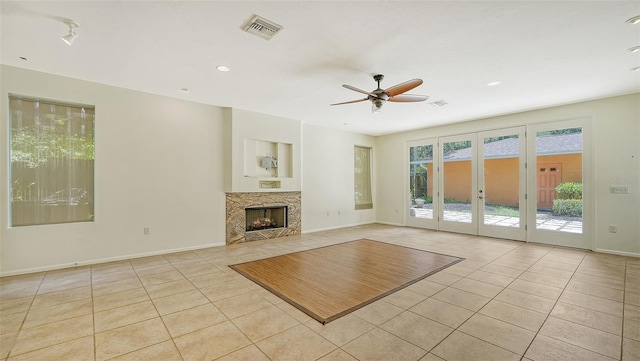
{"left": 429, "top": 100, "right": 449, "bottom": 107}
{"left": 243, "top": 15, "right": 283, "bottom": 40}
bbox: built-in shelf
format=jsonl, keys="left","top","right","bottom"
{"left": 224, "top": 108, "right": 301, "bottom": 193}
{"left": 243, "top": 139, "right": 292, "bottom": 178}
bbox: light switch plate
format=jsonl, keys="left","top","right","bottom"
{"left": 609, "top": 186, "right": 628, "bottom": 194}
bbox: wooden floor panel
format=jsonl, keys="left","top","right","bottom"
{"left": 229, "top": 239, "right": 464, "bottom": 323}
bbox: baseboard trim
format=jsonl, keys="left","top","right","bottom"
{"left": 594, "top": 248, "right": 640, "bottom": 258}
{"left": 375, "top": 221, "right": 405, "bottom": 227}
{"left": 0, "top": 242, "right": 226, "bottom": 277}
{"left": 302, "top": 221, "right": 376, "bottom": 234}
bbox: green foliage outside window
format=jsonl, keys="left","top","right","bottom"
{"left": 552, "top": 182, "right": 583, "bottom": 217}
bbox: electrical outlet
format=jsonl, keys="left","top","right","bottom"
{"left": 144, "top": 227, "right": 150, "bottom": 235}
{"left": 609, "top": 225, "right": 617, "bottom": 233}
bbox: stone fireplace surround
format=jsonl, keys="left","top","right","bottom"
{"left": 226, "top": 191, "right": 301, "bottom": 244}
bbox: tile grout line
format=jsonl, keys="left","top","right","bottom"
{"left": 458, "top": 243, "right": 558, "bottom": 360}
{"left": 519, "top": 251, "right": 628, "bottom": 360}
{"left": 129, "top": 256, "right": 186, "bottom": 361}
{"left": 91, "top": 265, "right": 97, "bottom": 361}
{"left": 517, "top": 246, "right": 584, "bottom": 360}
{"left": 409, "top": 241, "right": 550, "bottom": 360}
{"left": 3, "top": 271, "right": 46, "bottom": 360}
{"left": 620, "top": 259, "right": 627, "bottom": 360}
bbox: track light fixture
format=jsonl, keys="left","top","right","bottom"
{"left": 61, "top": 20, "right": 79, "bottom": 46}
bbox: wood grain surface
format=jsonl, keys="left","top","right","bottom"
{"left": 230, "top": 239, "right": 463, "bottom": 323}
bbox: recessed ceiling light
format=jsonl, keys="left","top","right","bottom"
{"left": 631, "top": 66, "right": 640, "bottom": 72}
{"left": 486, "top": 81, "right": 501, "bottom": 87}
{"left": 626, "top": 15, "right": 640, "bottom": 24}
{"left": 216, "top": 65, "right": 230, "bottom": 72}
{"left": 179, "top": 88, "right": 191, "bottom": 93}
{"left": 628, "top": 46, "right": 640, "bottom": 53}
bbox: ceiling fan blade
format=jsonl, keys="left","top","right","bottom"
{"left": 342, "top": 84, "right": 376, "bottom": 97}
{"left": 388, "top": 94, "right": 429, "bottom": 102}
{"left": 384, "top": 78, "right": 423, "bottom": 97}
{"left": 330, "top": 98, "right": 368, "bottom": 106}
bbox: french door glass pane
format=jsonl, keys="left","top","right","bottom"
{"left": 409, "top": 144, "right": 433, "bottom": 219}
{"left": 482, "top": 134, "right": 520, "bottom": 228}
{"left": 535, "top": 128, "right": 583, "bottom": 233}
{"left": 443, "top": 140, "right": 472, "bottom": 223}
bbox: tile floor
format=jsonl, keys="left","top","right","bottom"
{"left": 0, "top": 224, "right": 638, "bottom": 361}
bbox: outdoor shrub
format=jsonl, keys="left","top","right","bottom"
{"left": 552, "top": 199, "right": 582, "bottom": 217}
{"left": 556, "top": 182, "right": 582, "bottom": 200}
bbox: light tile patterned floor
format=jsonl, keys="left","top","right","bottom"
{"left": 0, "top": 224, "right": 638, "bottom": 361}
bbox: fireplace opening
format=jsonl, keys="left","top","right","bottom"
{"left": 245, "top": 206, "right": 288, "bottom": 232}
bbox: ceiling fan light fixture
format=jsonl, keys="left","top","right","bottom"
{"left": 61, "top": 20, "right": 79, "bottom": 46}
{"left": 371, "top": 98, "right": 385, "bottom": 113}
{"left": 626, "top": 15, "right": 640, "bottom": 24}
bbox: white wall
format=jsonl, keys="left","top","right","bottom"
{"left": 0, "top": 66, "right": 373, "bottom": 275}
{"left": 225, "top": 108, "right": 301, "bottom": 192}
{"left": 376, "top": 93, "right": 640, "bottom": 256}
{"left": 2, "top": 65, "right": 636, "bottom": 275}
{"left": 301, "top": 124, "right": 376, "bottom": 232}
{"left": 1, "top": 66, "right": 228, "bottom": 275}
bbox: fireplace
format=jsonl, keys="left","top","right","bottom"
{"left": 225, "top": 192, "right": 301, "bottom": 244}
{"left": 246, "top": 206, "right": 288, "bottom": 232}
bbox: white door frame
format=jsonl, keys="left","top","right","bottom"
{"left": 405, "top": 138, "right": 439, "bottom": 229}
{"left": 438, "top": 133, "right": 478, "bottom": 235}
{"left": 477, "top": 127, "right": 527, "bottom": 241}
{"left": 526, "top": 118, "right": 593, "bottom": 249}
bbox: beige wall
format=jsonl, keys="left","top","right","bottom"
{"left": 301, "top": 124, "right": 376, "bottom": 232}
{"left": 0, "top": 65, "right": 376, "bottom": 275}
{"left": 1, "top": 65, "right": 228, "bottom": 275}
{"left": 376, "top": 93, "right": 640, "bottom": 256}
{"left": 1, "top": 65, "right": 637, "bottom": 274}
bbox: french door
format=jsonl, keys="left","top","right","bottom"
{"left": 478, "top": 128, "right": 526, "bottom": 241}
{"left": 527, "top": 119, "right": 590, "bottom": 249}
{"left": 406, "top": 139, "right": 438, "bottom": 229}
{"left": 406, "top": 127, "right": 527, "bottom": 241}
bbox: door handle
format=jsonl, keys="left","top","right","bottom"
{"left": 479, "top": 196, "right": 484, "bottom": 199}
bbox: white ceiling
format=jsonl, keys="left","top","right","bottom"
{"left": 2, "top": 1, "right": 639, "bottom": 136}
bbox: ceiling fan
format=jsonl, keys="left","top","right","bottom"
{"left": 331, "top": 74, "right": 428, "bottom": 113}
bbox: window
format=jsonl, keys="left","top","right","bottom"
{"left": 354, "top": 145, "right": 373, "bottom": 210}
{"left": 9, "top": 95, "right": 95, "bottom": 226}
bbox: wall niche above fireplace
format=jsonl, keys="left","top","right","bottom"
{"left": 223, "top": 108, "right": 301, "bottom": 193}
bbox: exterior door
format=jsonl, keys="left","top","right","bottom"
{"left": 406, "top": 139, "right": 438, "bottom": 229}
{"left": 478, "top": 127, "right": 526, "bottom": 241}
{"left": 537, "top": 163, "right": 562, "bottom": 209}
{"left": 527, "top": 120, "right": 591, "bottom": 249}
{"left": 439, "top": 134, "right": 478, "bottom": 234}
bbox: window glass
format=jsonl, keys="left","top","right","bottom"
{"left": 9, "top": 95, "right": 95, "bottom": 226}
{"left": 354, "top": 146, "right": 373, "bottom": 210}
